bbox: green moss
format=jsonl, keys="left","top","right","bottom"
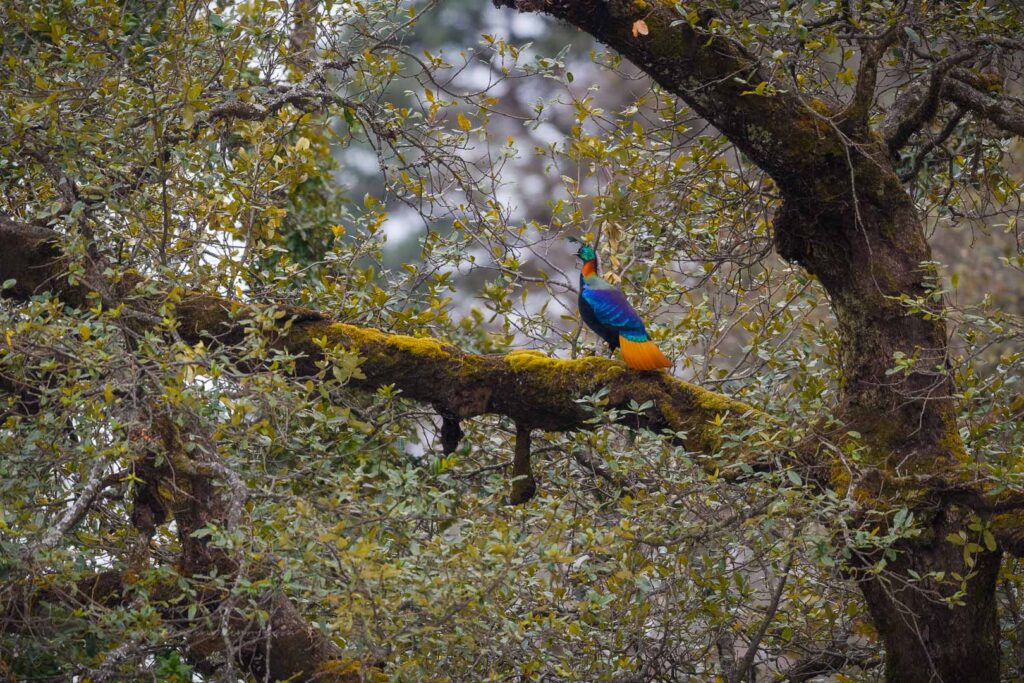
{"left": 937, "top": 425, "right": 969, "bottom": 465}
{"left": 504, "top": 349, "right": 561, "bottom": 374}
{"left": 503, "top": 350, "right": 624, "bottom": 382}
{"left": 505, "top": 348, "right": 547, "bottom": 359}
{"left": 830, "top": 459, "right": 851, "bottom": 495}
{"left": 334, "top": 323, "right": 450, "bottom": 358}
{"left": 387, "top": 333, "right": 450, "bottom": 357}
{"left": 316, "top": 658, "right": 364, "bottom": 682}
{"left": 808, "top": 98, "right": 832, "bottom": 116}
{"left": 690, "top": 384, "right": 745, "bottom": 413}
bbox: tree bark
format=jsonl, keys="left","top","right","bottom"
{"left": 777, "top": 168, "right": 1002, "bottom": 683}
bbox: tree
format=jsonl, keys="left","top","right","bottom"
{"left": 2, "top": 0, "right": 1024, "bottom": 681}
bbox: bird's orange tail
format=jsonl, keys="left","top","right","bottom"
{"left": 619, "top": 337, "right": 672, "bottom": 371}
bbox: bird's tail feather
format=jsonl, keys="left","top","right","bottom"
{"left": 619, "top": 337, "right": 671, "bottom": 371}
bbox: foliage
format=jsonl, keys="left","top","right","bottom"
{"left": 1, "top": 0, "right": 1024, "bottom": 680}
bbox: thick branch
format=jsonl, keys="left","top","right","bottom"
{"left": 942, "top": 76, "right": 1024, "bottom": 136}
{"left": 0, "top": 217, "right": 764, "bottom": 461}
{"left": 0, "top": 570, "right": 360, "bottom": 682}
{"left": 179, "top": 303, "right": 761, "bottom": 450}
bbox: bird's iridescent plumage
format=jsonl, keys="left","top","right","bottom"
{"left": 570, "top": 239, "right": 671, "bottom": 371}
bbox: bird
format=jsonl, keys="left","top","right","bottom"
{"left": 569, "top": 237, "right": 672, "bottom": 371}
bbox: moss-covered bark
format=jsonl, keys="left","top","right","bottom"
{"left": 172, "top": 295, "right": 765, "bottom": 452}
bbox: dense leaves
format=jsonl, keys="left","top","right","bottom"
{"left": 2, "top": 0, "right": 1024, "bottom": 680}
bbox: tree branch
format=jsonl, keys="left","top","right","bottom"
{"left": 732, "top": 550, "right": 794, "bottom": 683}
{"left": 783, "top": 643, "right": 880, "bottom": 682}
{"left": 942, "top": 76, "right": 1024, "bottom": 136}
{"left": 898, "top": 107, "right": 966, "bottom": 182}
{"left": 882, "top": 49, "right": 978, "bottom": 152}
{"left": 32, "top": 458, "right": 114, "bottom": 553}
{"left": 509, "top": 423, "right": 537, "bottom": 504}
{"left": 0, "top": 568, "right": 362, "bottom": 682}
{"left": 842, "top": 27, "right": 900, "bottom": 131}
{"left": 0, "top": 216, "right": 768, "bottom": 460}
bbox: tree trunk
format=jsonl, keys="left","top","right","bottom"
{"left": 775, "top": 147, "right": 1002, "bottom": 681}
{"left": 858, "top": 517, "right": 1002, "bottom": 683}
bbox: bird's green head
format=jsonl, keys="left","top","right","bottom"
{"left": 567, "top": 237, "right": 596, "bottom": 262}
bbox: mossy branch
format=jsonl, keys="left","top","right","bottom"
{"left": 172, "top": 297, "right": 764, "bottom": 454}
{"left": 8, "top": 217, "right": 1024, "bottom": 554}
{"left": 0, "top": 215, "right": 765, "bottom": 458}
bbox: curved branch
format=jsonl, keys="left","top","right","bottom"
{"left": 898, "top": 107, "right": 966, "bottom": 182}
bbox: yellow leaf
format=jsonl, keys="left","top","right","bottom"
{"left": 631, "top": 19, "right": 649, "bottom": 37}
{"left": 104, "top": 383, "right": 113, "bottom": 403}
{"left": 457, "top": 111, "right": 471, "bottom": 131}
{"left": 79, "top": 324, "right": 91, "bottom": 341}
{"left": 295, "top": 136, "right": 310, "bottom": 151}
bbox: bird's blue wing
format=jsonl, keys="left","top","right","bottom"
{"left": 581, "top": 287, "right": 648, "bottom": 339}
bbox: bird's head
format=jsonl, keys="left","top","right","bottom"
{"left": 567, "top": 237, "right": 596, "bottom": 262}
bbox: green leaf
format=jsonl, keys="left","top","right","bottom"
{"left": 208, "top": 12, "right": 226, "bottom": 32}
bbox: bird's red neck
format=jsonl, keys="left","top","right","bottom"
{"left": 581, "top": 259, "right": 597, "bottom": 278}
